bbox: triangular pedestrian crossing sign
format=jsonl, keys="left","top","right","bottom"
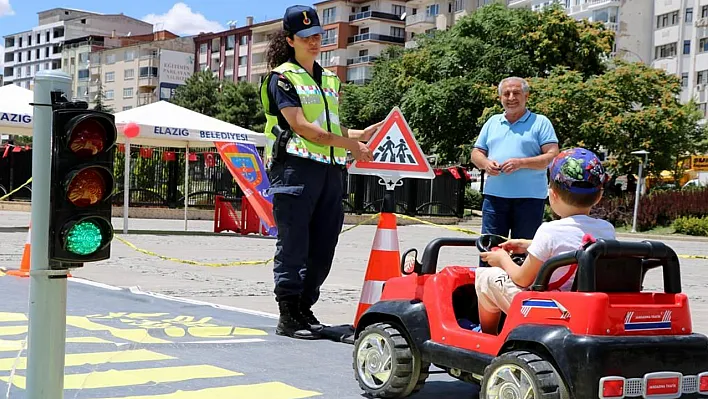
{"left": 348, "top": 107, "right": 434, "bottom": 182}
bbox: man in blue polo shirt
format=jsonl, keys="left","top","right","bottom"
{"left": 472, "top": 76, "right": 559, "bottom": 241}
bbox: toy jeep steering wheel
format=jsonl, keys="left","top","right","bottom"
{"left": 476, "top": 234, "right": 527, "bottom": 267}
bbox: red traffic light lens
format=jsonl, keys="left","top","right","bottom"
{"left": 69, "top": 118, "right": 107, "bottom": 158}
{"left": 67, "top": 168, "right": 107, "bottom": 207}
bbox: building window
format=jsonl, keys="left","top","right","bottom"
{"left": 684, "top": 40, "right": 691, "bottom": 54}
{"left": 226, "top": 35, "right": 235, "bottom": 50}
{"left": 656, "top": 11, "right": 679, "bottom": 29}
{"left": 200, "top": 43, "right": 208, "bottom": 54}
{"left": 105, "top": 72, "right": 115, "bottom": 82}
{"left": 696, "top": 70, "right": 707, "bottom": 85}
{"left": 319, "top": 50, "right": 334, "bottom": 67}
{"left": 322, "top": 29, "right": 337, "bottom": 46}
{"left": 426, "top": 4, "right": 439, "bottom": 16}
{"left": 686, "top": 8, "right": 693, "bottom": 23}
{"left": 123, "top": 88, "right": 134, "bottom": 98}
{"left": 139, "top": 67, "right": 158, "bottom": 77}
{"left": 122, "top": 106, "right": 132, "bottom": 111}
{"left": 682, "top": 72, "right": 689, "bottom": 87}
{"left": 322, "top": 7, "right": 336, "bottom": 24}
{"left": 703, "top": 5, "right": 708, "bottom": 18}
{"left": 238, "top": 55, "right": 248, "bottom": 66}
{"left": 124, "top": 50, "right": 135, "bottom": 61}
{"left": 105, "top": 90, "right": 114, "bottom": 99}
{"left": 239, "top": 35, "right": 248, "bottom": 46}
{"left": 654, "top": 42, "right": 677, "bottom": 59}
{"left": 699, "top": 38, "right": 708, "bottom": 53}
{"left": 124, "top": 69, "right": 134, "bottom": 80}
{"left": 78, "top": 69, "right": 89, "bottom": 80}
{"left": 106, "top": 54, "right": 116, "bottom": 64}
{"left": 391, "top": 27, "right": 405, "bottom": 38}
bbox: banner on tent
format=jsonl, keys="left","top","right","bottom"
{"left": 117, "top": 122, "right": 265, "bottom": 146}
{"left": 214, "top": 142, "right": 277, "bottom": 236}
{"left": 0, "top": 112, "right": 32, "bottom": 127}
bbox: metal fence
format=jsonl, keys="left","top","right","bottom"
{"left": 0, "top": 145, "right": 32, "bottom": 201}
{"left": 0, "top": 144, "right": 469, "bottom": 217}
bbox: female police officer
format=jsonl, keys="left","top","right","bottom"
{"left": 261, "top": 5, "right": 382, "bottom": 339}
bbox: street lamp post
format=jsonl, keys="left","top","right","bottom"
{"left": 631, "top": 150, "right": 650, "bottom": 233}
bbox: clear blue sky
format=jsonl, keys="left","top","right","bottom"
{"left": 0, "top": 0, "right": 313, "bottom": 65}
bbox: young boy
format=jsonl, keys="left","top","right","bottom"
{"left": 474, "top": 147, "right": 615, "bottom": 335}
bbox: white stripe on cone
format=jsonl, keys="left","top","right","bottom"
{"left": 359, "top": 280, "right": 386, "bottom": 305}
{"left": 372, "top": 228, "right": 399, "bottom": 252}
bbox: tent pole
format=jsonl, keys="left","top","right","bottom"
{"left": 184, "top": 143, "right": 189, "bottom": 231}
{"left": 123, "top": 140, "right": 130, "bottom": 234}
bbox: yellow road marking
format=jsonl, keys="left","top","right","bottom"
{"left": 0, "top": 339, "right": 24, "bottom": 352}
{"left": 0, "top": 349, "right": 174, "bottom": 371}
{"left": 66, "top": 316, "right": 169, "bottom": 344}
{"left": 66, "top": 337, "right": 113, "bottom": 344}
{"left": 0, "top": 312, "right": 27, "bottom": 322}
{"left": 1, "top": 365, "right": 242, "bottom": 390}
{"left": 91, "top": 382, "right": 321, "bottom": 399}
{"left": 187, "top": 326, "right": 268, "bottom": 337}
{"left": 0, "top": 326, "right": 27, "bottom": 336}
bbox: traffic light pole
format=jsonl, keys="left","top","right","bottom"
{"left": 26, "top": 70, "right": 73, "bottom": 399}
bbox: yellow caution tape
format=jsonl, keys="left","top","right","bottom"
{"left": 394, "top": 213, "right": 482, "bottom": 236}
{"left": 0, "top": 177, "right": 32, "bottom": 201}
{"left": 114, "top": 213, "right": 381, "bottom": 268}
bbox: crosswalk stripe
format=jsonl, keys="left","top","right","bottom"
{"left": 0, "top": 326, "right": 26, "bottom": 336}
{"left": 89, "top": 382, "right": 321, "bottom": 399}
{"left": 0, "top": 365, "right": 243, "bottom": 390}
{"left": 0, "top": 337, "right": 114, "bottom": 352}
{"left": 0, "top": 313, "right": 27, "bottom": 322}
{"left": 66, "top": 316, "right": 170, "bottom": 344}
{"left": 0, "top": 349, "right": 173, "bottom": 371}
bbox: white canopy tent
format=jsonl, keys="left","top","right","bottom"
{"left": 112, "top": 101, "right": 267, "bottom": 233}
{"left": 0, "top": 85, "right": 34, "bottom": 136}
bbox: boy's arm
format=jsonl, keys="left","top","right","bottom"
{"left": 498, "top": 253, "right": 545, "bottom": 288}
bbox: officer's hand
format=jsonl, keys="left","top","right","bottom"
{"left": 362, "top": 121, "right": 384, "bottom": 141}
{"left": 352, "top": 142, "right": 374, "bottom": 162}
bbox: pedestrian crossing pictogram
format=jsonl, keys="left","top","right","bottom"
{"left": 348, "top": 107, "right": 434, "bottom": 181}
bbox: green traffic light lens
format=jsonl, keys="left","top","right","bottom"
{"left": 65, "top": 220, "right": 104, "bottom": 255}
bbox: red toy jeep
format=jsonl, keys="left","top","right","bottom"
{"left": 352, "top": 235, "right": 708, "bottom": 398}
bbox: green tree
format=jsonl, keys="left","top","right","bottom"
{"left": 340, "top": 3, "right": 616, "bottom": 162}
{"left": 170, "top": 70, "right": 221, "bottom": 117}
{"left": 92, "top": 80, "right": 114, "bottom": 113}
{"left": 216, "top": 81, "right": 266, "bottom": 132}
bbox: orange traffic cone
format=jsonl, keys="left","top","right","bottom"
{"left": 8, "top": 225, "right": 31, "bottom": 277}
{"left": 353, "top": 212, "right": 402, "bottom": 328}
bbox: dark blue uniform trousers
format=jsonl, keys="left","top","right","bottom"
{"left": 267, "top": 154, "right": 344, "bottom": 307}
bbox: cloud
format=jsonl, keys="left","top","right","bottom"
{"left": 0, "top": 0, "right": 13, "bottom": 17}
{"left": 142, "top": 3, "right": 224, "bottom": 36}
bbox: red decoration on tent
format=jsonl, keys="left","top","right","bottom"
{"left": 140, "top": 147, "right": 153, "bottom": 158}
{"left": 124, "top": 122, "right": 140, "bottom": 138}
{"left": 188, "top": 153, "right": 197, "bottom": 162}
{"left": 12, "top": 146, "right": 21, "bottom": 153}
{"left": 434, "top": 168, "right": 443, "bottom": 176}
{"left": 163, "top": 151, "right": 176, "bottom": 161}
{"left": 204, "top": 152, "right": 215, "bottom": 168}
{"left": 2, "top": 146, "right": 9, "bottom": 158}
{"left": 117, "top": 144, "right": 125, "bottom": 153}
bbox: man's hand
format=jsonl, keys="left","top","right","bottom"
{"left": 350, "top": 141, "right": 374, "bottom": 162}
{"left": 480, "top": 249, "right": 512, "bottom": 268}
{"left": 501, "top": 158, "right": 525, "bottom": 174}
{"left": 361, "top": 121, "right": 384, "bottom": 141}
{"left": 484, "top": 159, "right": 502, "bottom": 176}
{"left": 500, "top": 239, "right": 532, "bottom": 254}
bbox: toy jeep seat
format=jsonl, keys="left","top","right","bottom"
{"left": 531, "top": 238, "right": 681, "bottom": 294}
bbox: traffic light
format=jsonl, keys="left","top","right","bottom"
{"left": 49, "top": 102, "right": 116, "bottom": 268}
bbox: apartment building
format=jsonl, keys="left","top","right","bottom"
{"left": 651, "top": 0, "right": 708, "bottom": 118}
{"left": 192, "top": 17, "right": 281, "bottom": 86}
{"left": 2, "top": 8, "right": 153, "bottom": 88}
{"left": 507, "top": 1, "right": 653, "bottom": 65}
{"left": 79, "top": 34, "right": 194, "bottom": 111}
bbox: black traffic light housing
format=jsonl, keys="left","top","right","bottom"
{"left": 49, "top": 99, "right": 116, "bottom": 268}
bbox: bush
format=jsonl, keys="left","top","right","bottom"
{"left": 590, "top": 187, "right": 708, "bottom": 231}
{"left": 672, "top": 216, "right": 708, "bottom": 236}
{"left": 465, "top": 187, "right": 483, "bottom": 211}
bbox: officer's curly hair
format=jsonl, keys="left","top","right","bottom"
{"left": 266, "top": 30, "right": 295, "bottom": 70}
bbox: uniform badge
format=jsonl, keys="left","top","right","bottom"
{"left": 277, "top": 78, "right": 293, "bottom": 91}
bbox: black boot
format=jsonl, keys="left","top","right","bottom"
{"left": 276, "top": 298, "right": 319, "bottom": 340}
{"left": 299, "top": 301, "right": 325, "bottom": 331}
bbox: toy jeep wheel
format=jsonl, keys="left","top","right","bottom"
{"left": 481, "top": 350, "right": 569, "bottom": 399}
{"left": 353, "top": 322, "right": 429, "bottom": 398}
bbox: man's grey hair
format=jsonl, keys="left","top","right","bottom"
{"left": 498, "top": 77, "right": 530, "bottom": 96}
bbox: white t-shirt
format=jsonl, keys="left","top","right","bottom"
{"left": 527, "top": 215, "right": 616, "bottom": 291}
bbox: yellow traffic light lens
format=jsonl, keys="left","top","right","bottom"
{"left": 67, "top": 168, "right": 106, "bottom": 207}
{"left": 69, "top": 119, "right": 106, "bottom": 158}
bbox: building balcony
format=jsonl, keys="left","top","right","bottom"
{"left": 567, "top": 0, "right": 620, "bottom": 17}
{"left": 349, "top": 11, "right": 403, "bottom": 25}
{"left": 347, "top": 55, "right": 378, "bottom": 65}
{"left": 251, "top": 62, "right": 268, "bottom": 74}
{"left": 603, "top": 22, "right": 618, "bottom": 31}
{"left": 139, "top": 56, "right": 159, "bottom": 68}
{"left": 322, "top": 36, "right": 338, "bottom": 47}
{"left": 138, "top": 93, "right": 157, "bottom": 106}
{"left": 507, "top": 0, "right": 533, "bottom": 7}
{"left": 347, "top": 33, "right": 405, "bottom": 46}
{"left": 138, "top": 76, "right": 158, "bottom": 88}
{"left": 406, "top": 13, "right": 436, "bottom": 27}
{"left": 251, "top": 40, "right": 268, "bottom": 53}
